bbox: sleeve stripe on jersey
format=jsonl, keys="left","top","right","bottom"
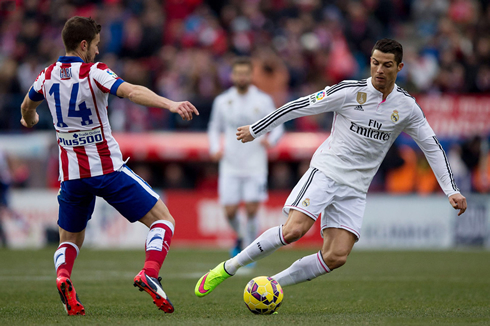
{"left": 396, "top": 86, "right": 414, "bottom": 99}
{"left": 251, "top": 97, "right": 309, "bottom": 134}
{"left": 292, "top": 168, "right": 318, "bottom": 206}
{"left": 254, "top": 81, "right": 357, "bottom": 132}
{"left": 432, "top": 136, "right": 459, "bottom": 192}
{"left": 110, "top": 79, "right": 124, "bottom": 96}
{"left": 28, "top": 87, "right": 45, "bottom": 101}
{"left": 396, "top": 87, "right": 426, "bottom": 118}
{"left": 326, "top": 80, "right": 367, "bottom": 95}
{"left": 326, "top": 80, "right": 367, "bottom": 96}
{"left": 323, "top": 81, "right": 351, "bottom": 94}
{"left": 326, "top": 82, "right": 367, "bottom": 97}
{"left": 252, "top": 97, "right": 308, "bottom": 131}
{"left": 414, "top": 102, "right": 426, "bottom": 118}
{"left": 252, "top": 80, "right": 368, "bottom": 135}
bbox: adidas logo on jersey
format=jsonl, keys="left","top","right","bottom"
{"left": 354, "top": 105, "right": 364, "bottom": 111}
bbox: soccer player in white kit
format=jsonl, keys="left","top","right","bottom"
{"left": 195, "top": 39, "right": 467, "bottom": 297}
{"left": 208, "top": 57, "right": 284, "bottom": 257}
{"left": 20, "top": 17, "right": 198, "bottom": 315}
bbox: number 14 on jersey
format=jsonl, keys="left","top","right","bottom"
{"left": 49, "top": 82, "right": 94, "bottom": 128}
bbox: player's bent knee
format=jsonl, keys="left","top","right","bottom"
{"left": 139, "top": 200, "right": 175, "bottom": 227}
{"left": 139, "top": 212, "right": 175, "bottom": 228}
{"left": 156, "top": 200, "right": 175, "bottom": 223}
{"left": 282, "top": 227, "right": 303, "bottom": 243}
{"left": 160, "top": 213, "right": 175, "bottom": 225}
{"left": 321, "top": 251, "right": 348, "bottom": 270}
{"left": 282, "top": 209, "right": 315, "bottom": 243}
{"left": 157, "top": 208, "right": 175, "bottom": 225}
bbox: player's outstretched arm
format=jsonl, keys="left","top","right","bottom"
{"left": 236, "top": 125, "right": 254, "bottom": 143}
{"left": 449, "top": 193, "right": 467, "bottom": 216}
{"left": 20, "top": 88, "right": 42, "bottom": 128}
{"left": 117, "top": 82, "right": 199, "bottom": 121}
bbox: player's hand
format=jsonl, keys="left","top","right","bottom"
{"left": 210, "top": 151, "right": 223, "bottom": 162}
{"left": 236, "top": 125, "right": 254, "bottom": 143}
{"left": 169, "top": 101, "right": 199, "bottom": 121}
{"left": 449, "top": 193, "right": 467, "bottom": 216}
{"left": 20, "top": 113, "right": 39, "bottom": 128}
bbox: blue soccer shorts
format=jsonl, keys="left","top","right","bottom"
{"left": 57, "top": 165, "right": 159, "bottom": 233}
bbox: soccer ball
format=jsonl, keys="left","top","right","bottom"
{"left": 243, "top": 276, "right": 283, "bottom": 315}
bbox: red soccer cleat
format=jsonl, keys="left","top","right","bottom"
{"left": 56, "top": 276, "right": 85, "bottom": 316}
{"left": 133, "top": 270, "right": 174, "bottom": 313}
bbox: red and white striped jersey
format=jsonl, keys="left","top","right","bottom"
{"left": 29, "top": 56, "right": 125, "bottom": 181}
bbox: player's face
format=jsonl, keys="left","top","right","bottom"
{"left": 86, "top": 34, "right": 100, "bottom": 63}
{"left": 231, "top": 64, "right": 253, "bottom": 92}
{"left": 370, "top": 50, "right": 403, "bottom": 92}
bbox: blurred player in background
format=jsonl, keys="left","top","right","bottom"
{"left": 195, "top": 39, "right": 467, "bottom": 297}
{"left": 0, "top": 149, "right": 13, "bottom": 247}
{"left": 20, "top": 16, "right": 198, "bottom": 315}
{"left": 208, "top": 57, "right": 284, "bottom": 258}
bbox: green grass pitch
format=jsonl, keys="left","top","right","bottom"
{"left": 0, "top": 248, "right": 489, "bottom": 325}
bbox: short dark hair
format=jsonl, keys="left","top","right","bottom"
{"left": 232, "top": 57, "right": 253, "bottom": 70}
{"left": 372, "top": 39, "right": 403, "bottom": 64}
{"left": 62, "top": 16, "right": 101, "bottom": 52}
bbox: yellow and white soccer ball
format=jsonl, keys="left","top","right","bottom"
{"left": 243, "top": 276, "right": 283, "bottom": 315}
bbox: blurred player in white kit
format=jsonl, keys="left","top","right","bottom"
{"left": 195, "top": 39, "right": 467, "bottom": 297}
{"left": 208, "top": 57, "right": 284, "bottom": 258}
{"left": 0, "top": 149, "right": 12, "bottom": 247}
{"left": 20, "top": 16, "right": 198, "bottom": 315}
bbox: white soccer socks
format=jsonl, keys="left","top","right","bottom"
{"left": 225, "top": 225, "right": 288, "bottom": 274}
{"left": 272, "top": 251, "right": 331, "bottom": 287}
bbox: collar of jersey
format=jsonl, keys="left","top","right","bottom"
{"left": 58, "top": 56, "right": 85, "bottom": 63}
{"left": 366, "top": 77, "right": 381, "bottom": 95}
{"left": 233, "top": 84, "right": 256, "bottom": 96}
{"left": 366, "top": 76, "right": 397, "bottom": 99}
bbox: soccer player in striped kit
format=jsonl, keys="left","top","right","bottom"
{"left": 20, "top": 16, "right": 198, "bottom": 315}
{"left": 195, "top": 39, "right": 467, "bottom": 297}
{"left": 208, "top": 57, "right": 283, "bottom": 258}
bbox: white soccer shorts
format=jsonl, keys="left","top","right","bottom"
{"left": 283, "top": 167, "right": 366, "bottom": 239}
{"left": 219, "top": 174, "right": 268, "bottom": 206}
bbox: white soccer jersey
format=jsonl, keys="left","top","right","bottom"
{"left": 250, "top": 77, "right": 460, "bottom": 196}
{"left": 29, "top": 56, "right": 125, "bottom": 181}
{"left": 208, "top": 85, "right": 284, "bottom": 176}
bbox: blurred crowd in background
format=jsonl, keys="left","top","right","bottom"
{"left": 0, "top": 0, "right": 489, "bottom": 195}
